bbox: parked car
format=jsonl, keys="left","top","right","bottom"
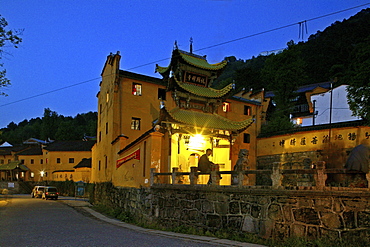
{"left": 41, "top": 186, "right": 59, "bottom": 200}
{"left": 31, "top": 186, "right": 45, "bottom": 198}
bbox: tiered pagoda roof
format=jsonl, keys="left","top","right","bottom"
{"left": 174, "top": 77, "right": 233, "bottom": 98}
{"left": 156, "top": 49, "right": 227, "bottom": 76}
{"left": 161, "top": 107, "right": 254, "bottom": 133}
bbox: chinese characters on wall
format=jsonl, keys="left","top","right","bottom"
{"left": 275, "top": 132, "right": 369, "bottom": 147}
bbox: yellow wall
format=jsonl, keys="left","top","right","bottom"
{"left": 17, "top": 154, "right": 45, "bottom": 181}
{"left": 43, "top": 150, "right": 91, "bottom": 180}
{"left": 257, "top": 125, "right": 370, "bottom": 167}
{"left": 92, "top": 53, "right": 166, "bottom": 185}
{"left": 52, "top": 171, "right": 74, "bottom": 181}
{"left": 74, "top": 167, "right": 91, "bottom": 182}
{"left": 0, "top": 154, "right": 13, "bottom": 165}
{"left": 112, "top": 131, "right": 163, "bottom": 187}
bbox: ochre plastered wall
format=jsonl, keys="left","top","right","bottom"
{"left": 92, "top": 53, "right": 166, "bottom": 186}
{"left": 257, "top": 125, "right": 370, "bottom": 168}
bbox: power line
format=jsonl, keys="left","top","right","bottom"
{"left": 1, "top": 2, "right": 369, "bottom": 108}
{"left": 129, "top": 2, "right": 370, "bottom": 69}
{"left": 0, "top": 77, "right": 101, "bottom": 107}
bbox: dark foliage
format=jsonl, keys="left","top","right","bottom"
{"left": 0, "top": 108, "right": 97, "bottom": 144}
{"left": 215, "top": 8, "right": 370, "bottom": 129}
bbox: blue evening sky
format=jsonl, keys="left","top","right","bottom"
{"left": 1, "top": 1, "right": 369, "bottom": 129}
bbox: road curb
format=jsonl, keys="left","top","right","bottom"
{"left": 79, "top": 206, "right": 266, "bottom": 247}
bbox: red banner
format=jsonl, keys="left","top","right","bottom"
{"left": 116, "top": 149, "right": 140, "bottom": 169}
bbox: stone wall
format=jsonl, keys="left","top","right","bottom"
{"left": 0, "top": 181, "right": 20, "bottom": 194}
{"left": 92, "top": 183, "right": 370, "bottom": 241}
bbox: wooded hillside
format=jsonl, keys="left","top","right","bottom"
{"left": 0, "top": 108, "right": 97, "bottom": 144}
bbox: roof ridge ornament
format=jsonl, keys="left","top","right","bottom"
{"left": 189, "top": 37, "right": 193, "bottom": 54}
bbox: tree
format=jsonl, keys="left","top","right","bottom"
{"left": 0, "top": 15, "right": 22, "bottom": 96}
{"left": 261, "top": 41, "right": 308, "bottom": 133}
{"left": 346, "top": 40, "right": 370, "bottom": 123}
{"left": 41, "top": 108, "right": 59, "bottom": 140}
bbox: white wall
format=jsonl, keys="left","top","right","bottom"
{"left": 302, "top": 85, "right": 361, "bottom": 126}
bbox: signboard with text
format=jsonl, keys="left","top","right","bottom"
{"left": 116, "top": 149, "right": 140, "bottom": 169}
{"left": 184, "top": 71, "right": 207, "bottom": 87}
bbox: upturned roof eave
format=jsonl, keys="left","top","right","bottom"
{"left": 161, "top": 107, "right": 254, "bottom": 133}
{"left": 174, "top": 77, "right": 233, "bottom": 98}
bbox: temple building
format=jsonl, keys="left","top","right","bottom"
{"left": 91, "top": 47, "right": 262, "bottom": 187}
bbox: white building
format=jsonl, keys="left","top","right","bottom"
{"left": 301, "top": 85, "right": 361, "bottom": 126}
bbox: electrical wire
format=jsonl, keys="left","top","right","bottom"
{"left": 1, "top": 2, "right": 369, "bottom": 108}
{"left": 0, "top": 77, "right": 101, "bottom": 107}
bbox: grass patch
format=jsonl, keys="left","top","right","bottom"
{"left": 92, "top": 204, "right": 134, "bottom": 223}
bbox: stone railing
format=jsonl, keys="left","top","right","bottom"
{"left": 150, "top": 161, "right": 370, "bottom": 190}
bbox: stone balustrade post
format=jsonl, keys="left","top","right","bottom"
{"left": 190, "top": 167, "right": 199, "bottom": 185}
{"left": 172, "top": 168, "right": 179, "bottom": 185}
{"left": 271, "top": 162, "right": 282, "bottom": 189}
{"left": 210, "top": 164, "right": 220, "bottom": 185}
{"left": 237, "top": 171, "right": 245, "bottom": 186}
{"left": 150, "top": 168, "right": 156, "bottom": 186}
{"left": 314, "top": 161, "right": 327, "bottom": 190}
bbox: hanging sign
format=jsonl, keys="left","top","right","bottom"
{"left": 116, "top": 149, "right": 140, "bottom": 169}
{"left": 184, "top": 71, "right": 207, "bottom": 86}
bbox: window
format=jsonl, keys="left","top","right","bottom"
{"left": 132, "top": 83, "right": 142, "bottom": 96}
{"left": 30, "top": 159, "right": 34, "bottom": 164}
{"left": 21, "top": 159, "right": 24, "bottom": 164}
{"left": 243, "top": 133, "right": 251, "bottom": 143}
{"left": 222, "top": 102, "right": 230, "bottom": 112}
{"left": 244, "top": 106, "right": 252, "bottom": 116}
{"left": 105, "top": 156, "right": 108, "bottom": 170}
{"left": 98, "top": 160, "right": 101, "bottom": 171}
{"left": 40, "top": 159, "right": 43, "bottom": 164}
{"left": 0, "top": 159, "right": 4, "bottom": 164}
{"left": 131, "top": 118, "right": 141, "bottom": 130}
{"left": 57, "top": 158, "right": 61, "bottom": 164}
{"left": 158, "top": 88, "right": 166, "bottom": 100}
{"left": 30, "top": 172, "right": 34, "bottom": 178}
{"left": 106, "top": 122, "right": 108, "bottom": 134}
{"left": 99, "top": 131, "right": 102, "bottom": 142}
{"left": 69, "top": 158, "right": 74, "bottom": 163}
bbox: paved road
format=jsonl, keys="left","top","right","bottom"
{"left": 0, "top": 195, "right": 264, "bottom": 247}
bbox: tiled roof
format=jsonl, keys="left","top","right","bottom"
{"left": 43, "top": 140, "right": 95, "bottom": 152}
{"left": 230, "top": 96, "right": 262, "bottom": 105}
{"left": 178, "top": 50, "right": 227, "bottom": 70}
{"left": 118, "top": 129, "right": 154, "bottom": 154}
{"left": 265, "top": 82, "right": 332, "bottom": 97}
{"left": 17, "top": 146, "right": 43, "bottom": 155}
{"left": 119, "top": 70, "right": 165, "bottom": 86}
{"left": 0, "top": 161, "right": 29, "bottom": 171}
{"left": 165, "top": 107, "right": 254, "bottom": 131}
{"left": 0, "top": 145, "right": 30, "bottom": 155}
{"left": 156, "top": 49, "right": 227, "bottom": 74}
{"left": 296, "top": 82, "right": 331, "bottom": 93}
{"left": 175, "top": 78, "right": 233, "bottom": 98}
{"left": 155, "top": 65, "right": 168, "bottom": 74}
{"left": 73, "top": 158, "right": 92, "bottom": 169}
{"left": 23, "top": 138, "right": 49, "bottom": 145}
{"left": 52, "top": 170, "right": 74, "bottom": 173}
